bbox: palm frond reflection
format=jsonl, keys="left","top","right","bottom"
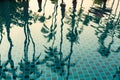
{"left": 18, "top": 0, "right": 42, "bottom": 79}
{"left": 41, "top": 1, "right": 58, "bottom": 42}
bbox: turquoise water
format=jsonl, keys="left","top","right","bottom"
{"left": 0, "top": 0, "right": 120, "bottom": 80}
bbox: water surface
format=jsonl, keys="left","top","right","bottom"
{"left": 0, "top": 0, "right": 120, "bottom": 80}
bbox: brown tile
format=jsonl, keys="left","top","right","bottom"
{"left": 95, "top": 73, "right": 99, "bottom": 76}
{"left": 85, "top": 74, "right": 89, "bottom": 77}
{"left": 102, "top": 76, "right": 107, "bottom": 79}
{"left": 41, "top": 78, "right": 46, "bottom": 80}
{"left": 74, "top": 75, "right": 79, "bottom": 79}
{"left": 52, "top": 77, "right": 57, "bottom": 80}
{"left": 88, "top": 70, "right": 93, "bottom": 73}
{"left": 78, "top": 71, "right": 82, "bottom": 74}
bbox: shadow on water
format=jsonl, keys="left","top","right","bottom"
{"left": 18, "top": 0, "right": 42, "bottom": 80}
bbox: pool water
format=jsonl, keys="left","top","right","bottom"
{"left": 0, "top": 0, "right": 120, "bottom": 80}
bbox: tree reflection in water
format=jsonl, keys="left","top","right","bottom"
{"left": 39, "top": 0, "right": 51, "bottom": 23}
{"left": 0, "top": 25, "right": 4, "bottom": 44}
{"left": 0, "top": 0, "right": 23, "bottom": 44}
{"left": 18, "top": 0, "right": 42, "bottom": 80}
{"left": 41, "top": 0, "right": 58, "bottom": 42}
{"left": 50, "top": 0, "right": 58, "bottom": 4}
{"left": 112, "top": 12, "right": 120, "bottom": 53}
{"left": 0, "top": 2, "right": 4, "bottom": 44}
{"left": 86, "top": 0, "right": 118, "bottom": 57}
{"left": 0, "top": 0, "right": 120, "bottom": 80}
{"left": 0, "top": 54, "right": 11, "bottom": 79}
{"left": 41, "top": 0, "right": 64, "bottom": 75}
{"left": 41, "top": 1, "right": 78, "bottom": 79}
{"left": 0, "top": 0, "right": 18, "bottom": 79}
{"left": 91, "top": 4, "right": 120, "bottom": 57}
{"left": 93, "top": 0, "right": 111, "bottom": 9}
{"left": 89, "top": 3, "right": 120, "bottom": 78}
{"left": 43, "top": 0, "right": 67, "bottom": 76}
{"left": 65, "top": 0, "right": 84, "bottom": 44}
{"left": 37, "top": 0, "right": 42, "bottom": 12}
{"left": 0, "top": 0, "right": 43, "bottom": 79}
{"left": 66, "top": 0, "right": 78, "bottom": 79}
{"left": 89, "top": 0, "right": 113, "bottom": 21}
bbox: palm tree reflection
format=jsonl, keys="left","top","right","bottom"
{"left": 0, "top": 0, "right": 24, "bottom": 44}
{"left": 66, "top": 0, "right": 83, "bottom": 44}
{"left": 0, "top": 25, "right": 4, "bottom": 44}
{"left": 93, "top": 0, "right": 110, "bottom": 9}
{"left": 0, "top": 54, "right": 10, "bottom": 79}
{"left": 97, "top": 33, "right": 114, "bottom": 57}
{"left": 0, "top": 1, "right": 24, "bottom": 79}
{"left": 66, "top": 0, "right": 79, "bottom": 79}
{"left": 39, "top": 0, "right": 51, "bottom": 23}
{"left": 94, "top": 12, "right": 120, "bottom": 57}
{"left": 1, "top": 1, "right": 17, "bottom": 79}
{"left": 59, "top": 0, "right": 66, "bottom": 61}
{"left": 42, "top": 1, "right": 60, "bottom": 74}
{"left": 83, "top": 12, "right": 93, "bottom": 26}
{"left": 89, "top": 0, "right": 112, "bottom": 21}
{"left": 37, "top": 0, "right": 42, "bottom": 12}
{"left": 41, "top": 1, "right": 58, "bottom": 42}
{"left": 0, "top": 2, "right": 4, "bottom": 44}
{"left": 18, "top": 0, "right": 42, "bottom": 79}
{"left": 113, "top": 65, "right": 120, "bottom": 79}
{"left": 42, "top": 1, "right": 77, "bottom": 78}
{"left": 111, "top": 12, "right": 120, "bottom": 53}
{"left": 43, "top": 1, "right": 67, "bottom": 76}
{"left": 50, "top": 0, "right": 58, "bottom": 4}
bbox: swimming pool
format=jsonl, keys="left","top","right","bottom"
{"left": 0, "top": 0, "right": 120, "bottom": 80}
